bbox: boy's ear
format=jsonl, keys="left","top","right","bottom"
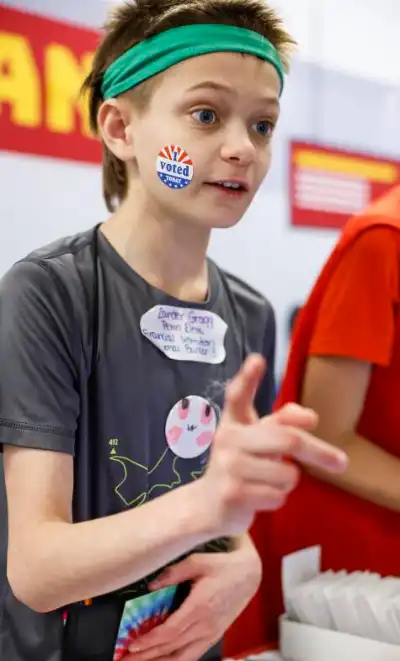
{"left": 97, "top": 98, "right": 135, "bottom": 162}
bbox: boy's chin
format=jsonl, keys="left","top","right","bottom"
{"left": 182, "top": 214, "right": 244, "bottom": 231}
{"left": 163, "top": 199, "right": 246, "bottom": 230}
{"left": 207, "top": 215, "right": 244, "bottom": 230}
{"left": 201, "top": 207, "right": 247, "bottom": 230}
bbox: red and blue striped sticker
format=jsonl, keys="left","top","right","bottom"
{"left": 156, "top": 145, "right": 194, "bottom": 189}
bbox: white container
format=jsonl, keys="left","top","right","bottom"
{"left": 280, "top": 616, "right": 400, "bottom": 661}
{"left": 279, "top": 547, "right": 400, "bottom": 660}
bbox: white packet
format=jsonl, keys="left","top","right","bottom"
{"left": 365, "top": 577, "right": 400, "bottom": 644}
{"left": 328, "top": 572, "right": 367, "bottom": 635}
{"left": 352, "top": 573, "right": 382, "bottom": 639}
{"left": 298, "top": 571, "right": 336, "bottom": 629}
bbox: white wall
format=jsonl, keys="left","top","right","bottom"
{"left": 2, "top": 0, "right": 400, "bottom": 376}
{"left": 0, "top": 153, "right": 104, "bottom": 267}
{"left": 274, "top": 0, "right": 400, "bottom": 85}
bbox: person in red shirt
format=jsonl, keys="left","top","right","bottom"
{"left": 224, "top": 184, "right": 400, "bottom": 657}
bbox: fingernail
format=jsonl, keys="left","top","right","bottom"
{"left": 330, "top": 451, "right": 348, "bottom": 470}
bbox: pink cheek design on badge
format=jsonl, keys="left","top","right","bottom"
{"left": 196, "top": 431, "right": 214, "bottom": 448}
{"left": 178, "top": 398, "right": 190, "bottom": 421}
{"left": 167, "top": 426, "right": 183, "bottom": 445}
{"left": 201, "top": 403, "right": 214, "bottom": 426}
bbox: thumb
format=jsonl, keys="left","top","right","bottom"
{"left": 149, "top": 555, "right": 205, "bottom": 590}
{"left": 223, "top": 354, "right": 266, "bottom": 425}
{"left": 274, "top": 402, "right": 318, "bottom": 431}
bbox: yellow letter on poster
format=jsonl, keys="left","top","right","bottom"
{"left": 45, "top": 44, "right": 93, "bottom": 137}
{"left": 0, "top": 32, "right": 41, "bottom": 127}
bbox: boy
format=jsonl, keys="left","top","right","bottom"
{"left": 0, "top": 1, "right": 347, "bottom": 659}
{"left": 240, "top": 184, "right": 400, "bottom": 651}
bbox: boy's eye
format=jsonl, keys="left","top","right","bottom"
{"left": 255, "top": 120, "right": 274, "bottom": 137}
{"left": 192, "top": 109, "right": 217, "bottom": 125}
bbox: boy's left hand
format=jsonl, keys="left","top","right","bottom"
{"left": 127, "top": 540, "right": 262, "bottom": 660}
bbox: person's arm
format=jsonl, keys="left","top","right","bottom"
{"left": 1, "top": 262, "right": 347, "bottom": 616}
{"left": 231, "top": 533, "right": 262, "bottom": 591}
{"left": 299, "top": 227, "right": 400, "bottom": 511}
{"left": 301, "top": 355, "right": 400, "bottom": 511}
{"left": 217, "top": 300, "right": 277, "bottom": 585}
{"left": 4, "top": 445, "right": 216, "bottom": 613}
{"left": 0, "top": 260, "right": 217, "bottom": 613}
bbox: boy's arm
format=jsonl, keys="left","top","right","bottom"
{"left": 0, "top": 261, "right": 216, "bottom": 612}
{"left": 4, "top": 445, "right": 215, "bottom": 613}
{"left": 1, "top": 261, "right": 345, "bottom": 616}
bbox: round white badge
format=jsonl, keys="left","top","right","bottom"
{"left": 165, "top": 396, "right": 218, "bottom": 459}
{"left": 156, "top": 145, "right": 194, "bottom": 189}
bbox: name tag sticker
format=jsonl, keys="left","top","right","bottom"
{"left": 140, "top": 305, "right": 227, "bottom": 364}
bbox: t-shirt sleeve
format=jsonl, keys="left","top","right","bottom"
{"left": 254, "top": 302, "right": 276, "bottom": 417}
{"left": 0, "top": 260, "right": 80, "bottom": 454}
{"left": 309, "top": 227, "right": 399, "bottom": 366}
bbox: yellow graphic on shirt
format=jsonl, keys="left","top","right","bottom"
{"left": 109, "top": 396, "right": 218, "bottom": 508}
{"left": 109, "top": 449, "right": 207, "bottom": 507}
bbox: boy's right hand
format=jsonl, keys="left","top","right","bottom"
{"left": 201, "top": 354, "right": 349, "bottom": 537}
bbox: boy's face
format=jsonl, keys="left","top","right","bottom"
{"left": 127, "top": 51, "right": 281, "bottom": 229}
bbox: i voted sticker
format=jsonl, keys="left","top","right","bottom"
{"left": 140, "top": 305, "right": 227, "bottom": 364}
{"left": 156, "top": 145, "right": 193, "bottom": 189}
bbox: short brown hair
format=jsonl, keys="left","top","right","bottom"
{"left": 82, "top": 0, "right": 295, "bottom": 212}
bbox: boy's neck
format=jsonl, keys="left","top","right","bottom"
{"left": 101, "top": 197, "right": 211, "bottom": 303}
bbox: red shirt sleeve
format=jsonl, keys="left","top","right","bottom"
{"left": 309, "top": 227, "right": 399, "bottom": 366}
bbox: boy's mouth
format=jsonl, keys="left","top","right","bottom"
{"left": 205, "top": 179, "right": 249, "bottom": 194}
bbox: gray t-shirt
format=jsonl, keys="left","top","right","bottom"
{"left": 0, "top": 227, "right": 276, "bottom": 660}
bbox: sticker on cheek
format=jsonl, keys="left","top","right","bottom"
{"left": 156, "top": 145, "right": 194, "bottom": 189}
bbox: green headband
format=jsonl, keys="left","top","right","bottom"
{"left": 101, "top": 23, "right": 284, "bottom": 100}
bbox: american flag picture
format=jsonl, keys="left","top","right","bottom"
{"left": 289, "top": 141, "right": 399, "bottom": 229}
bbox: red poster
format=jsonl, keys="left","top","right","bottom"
{"left": 0, "top": 6, "right": 102, "bottom": 164}
{"left": 289, "top": 141, "right": 400, "bottom": 229}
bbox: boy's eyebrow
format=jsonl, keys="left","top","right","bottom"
{"left": 186, "top": 81, "right": 280, "bottom": 109}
